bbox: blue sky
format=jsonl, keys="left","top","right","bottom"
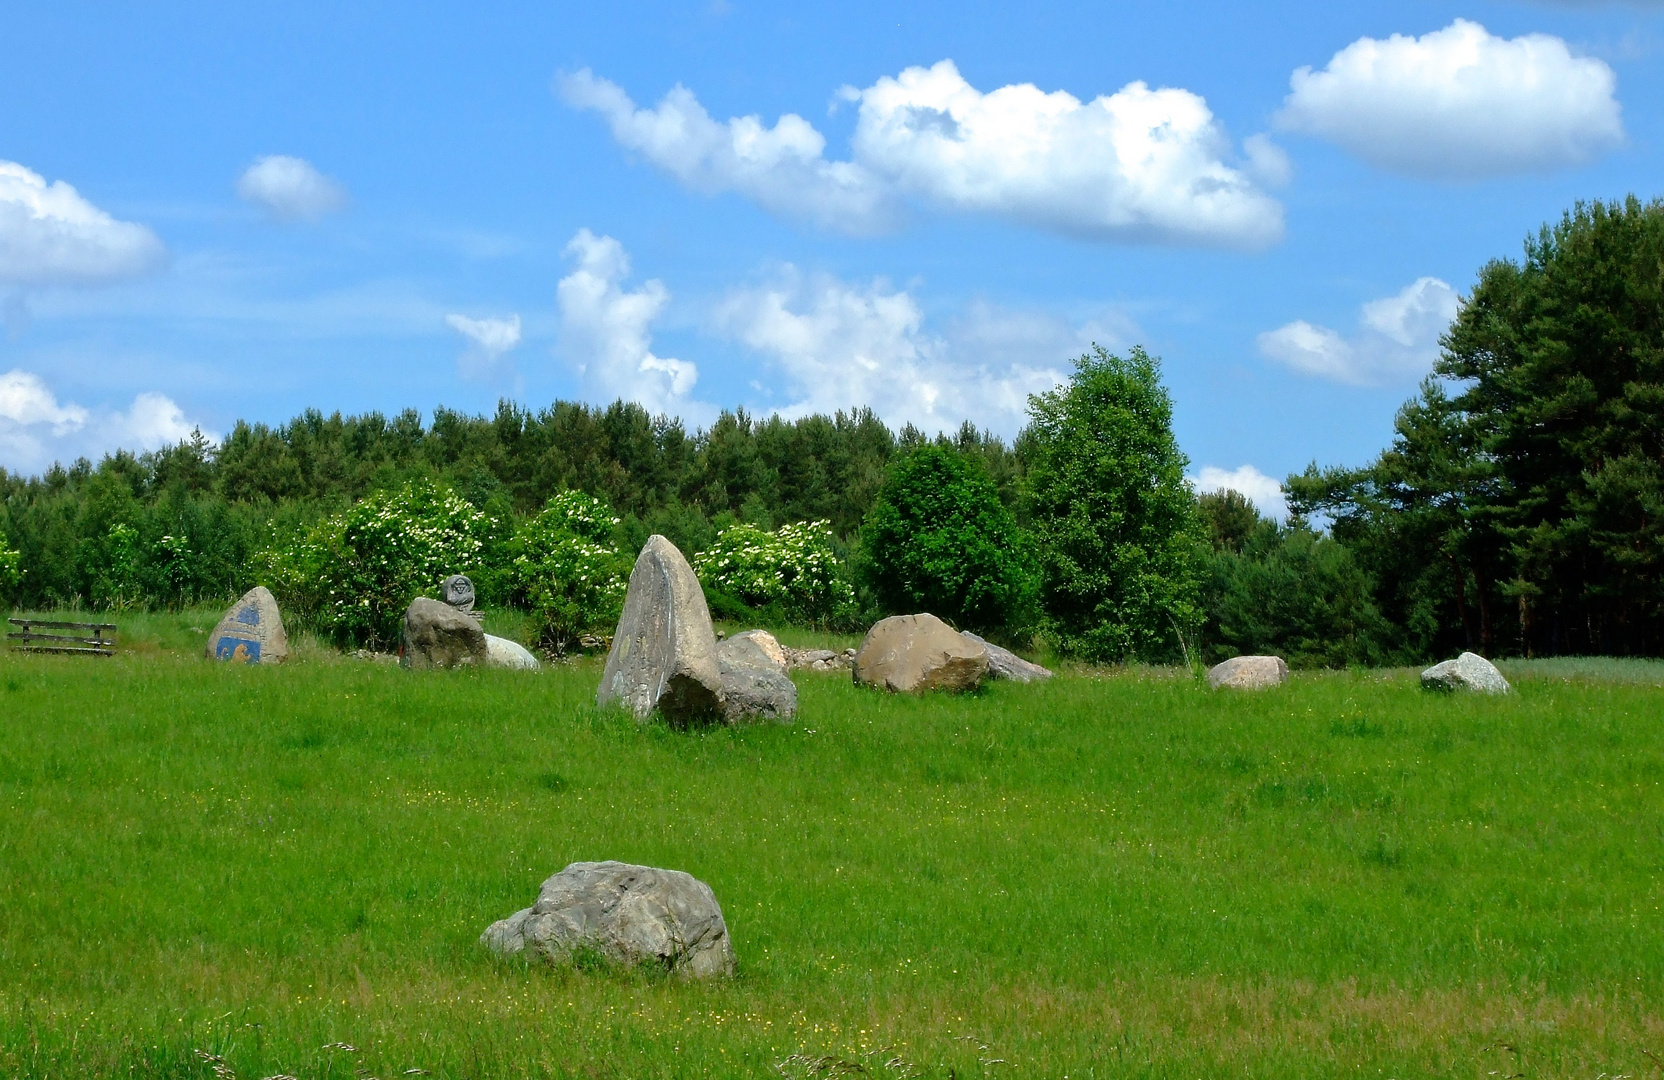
{"left": 2, "top": 0, "right": 1661, "bottom": 513}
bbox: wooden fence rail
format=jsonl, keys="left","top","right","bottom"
{"left": 6, "top": 619, "right": 118, "bottom": 657}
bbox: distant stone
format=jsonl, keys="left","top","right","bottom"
{"left": 485, "top": 634, "right": 541, "bottom": 671}
{"left": 718, "top": 633, "right": 797, "bottom": 722}
{"left": 1421, "top": 651, "right": 1510, "bottom": 693}
{"left": 206, "top": 586, "right": 288, "bottom": 664}
{"left": 401, "top": 597, "right": 488, "bottom": 669}
{"left": 786, "top": 647, "right": 848, "bottom": 672}
{"left": 442, "top": 574, "right": 477, "bottom": 612}
{"left": 1206, "top": 655, "right": 1289, "bottom": 690}
{"left": 597, "top": 535, "right": 725, "bottom": 724}
{"left": 481, "top": 860, "right": 735, "bottom": 980}
{"left": 730, "top": 629, "right": 788, "bottom": 673}
{"left": 961, "top": 631, "right": 1052, "bottom": 683}
{"left": 853, "top": 613, "right": 989, "bottom": 694}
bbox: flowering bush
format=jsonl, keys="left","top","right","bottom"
{"left": 511, "top": 491, "right": 631, "bottom": 652}
{"left": 694, "top": 519, "right": 854, "bottom": 626}
{"left": 263, "top": 481, "right": 492, "bottom": 647}
{"left": 0, "top": 545, "right": 21, "bottom": 603}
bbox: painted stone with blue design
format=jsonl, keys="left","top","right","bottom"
{"left": 206, "top": 586, "right": 289, "bottom": 664}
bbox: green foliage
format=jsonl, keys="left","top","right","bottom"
{"left": 0, "top": 545, "right": 20, "bottom": 603}
{"left": 858, "top": 443, "right": 1035, "bottom": 635}
{"left": 1021, "top": 345, "right": 1205, "bottom": 662}
{"left": 510, "top": 491, "right": 631, "bottom": 653}
{"left": 264, "top": 480, "right": 492, "bottom": 648}
{"left": 694, "top": 519, "right": 855, "bottom": 626}
{"left": 92, "top": 523, "right": 143, "bottom": 611}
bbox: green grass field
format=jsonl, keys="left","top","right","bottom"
{"left": 1, "top": 611, "right": 1662, "bottom": 1078}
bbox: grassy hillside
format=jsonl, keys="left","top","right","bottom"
{"left": 0, "top": 618, "right": 1660, "bottom": 1077}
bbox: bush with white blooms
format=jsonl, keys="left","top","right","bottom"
{"left": 693, "top": 519, "right": 854, "bottom": 626}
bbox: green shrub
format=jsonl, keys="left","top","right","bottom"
{"left": 858, "top": 443, "right": 1035, "bottom": 636}
{"left": 1022, "top": 345, "right": 1205, "bottom": 663}
{"left": 0, "top": 545, "right": 20, "bottom": 604}
{"left": 262, "top": 480, "right": 491, "bottom": 648}
{"left": 693, "top": 519, "right": 854, "bottom": 626}
{"left": 510, "top": 491, "right": 631, "bottom": 653}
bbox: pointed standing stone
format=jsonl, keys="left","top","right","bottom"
{"left": 597, "top": 535, "right": 725, "bottom": 724}
{"left": 206, "top": 586, "right": 288, "bottom": 664}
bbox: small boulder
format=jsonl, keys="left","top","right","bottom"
{"left": 597, "top": 536, "right": 725, "bottom": 724}
{"left": 730, "top": 629, "right": 788, "bottom": 672}
{"left": 485, "top": 634, "right": 541, "bottom": 671}
{"left": 1206, "top": 655, "right": 1288, "bottom": 690}
{"left": 206, "top": 586, "right": 288, "bottom": 664}
{"left": 961, "top": 631, "right": 1052, "bottom": 683}
{"left": 1421, "top": 651, "right": 1510, "bottom": 693}
{"left": 481, "top": 860, "right": 735, "bottom": 980}
{"left": 402, "top": 597, "right": 488, "bottom": 669}
{"left": 853, "top": 613, "right": 989, "bottom": 693}
{"left": 717, "top": 633, "right": 797, "bottom": 722}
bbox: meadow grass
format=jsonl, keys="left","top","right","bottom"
{"left": 1, "top": 612, "right": 1661, "bottom": 1078}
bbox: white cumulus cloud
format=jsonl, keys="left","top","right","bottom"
{"left": 0, "top": 161, "right": 165, "bottom": 286}
{"left": 1259, "top": 276, "right": 1460, "bottom": 386}
{"left": 561, "top": 61, "right": 1283, "bottom": 248}
{"left": 556, "top": 229, "right": 698, "bottom": 415}
{"left": 236, "top": 155, "right": 348, "bottom": 221}
{"left": 713, "top": 268, "right": 1078, "bottom": 433}
{"left": 0, "top": 369, "right": 210, "bottom": 474}
{"left": 1189, "top": 464, "right": 1288, "bottom": 521}
{"left": 446, "top": 312, "right": 522, "bottom": 380}
{"left": 1278, "top": 19, "right": 1623, "bottom": 178}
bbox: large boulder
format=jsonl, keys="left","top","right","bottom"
{"left": 717, "top": 633, "right": 797, "bottom": 722}
{"left": 1206, "top": 655, "right": 1288, "bottom": 690}
{"left": 597, "top": 536, "right": 725, "bottom": 724}
{"left": 853, "top": 613, "right": 989, "bottom": 694}
{"left": 960, "top": 631, "right": 1052, "bottom": 683}
{"left": 1421, "top": 651, "right": 1511, "bottom": 693}
{"left": 401, "top": 597, "right": 488, "bottom": 669}
{"left": 485, "top": 634, "right": 541, "bottom": 671}
{"left": 481, "top": 860, "right": 735, "bottom": 980}
{"left": 206, "top": 586, "right": 288, "bottom": 664}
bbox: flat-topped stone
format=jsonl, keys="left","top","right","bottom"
{"left": 402, "top": 597, "right": 488, "bottom": 669}
{"left": 1421, "top": 651, "right": 1510, "bottom": 693}
{"left": 1206, "top": 655, "right": 1288, "bottom": 690}
{"left": 597, "top": 535, "right": 725, "bottom": 724}
{"left": 481, "top": 860, "right": 734, "bottom": 980}
{"left": 206, "top": 586, "right": 288, "bottom": 664}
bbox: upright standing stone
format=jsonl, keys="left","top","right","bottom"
{"left": 853, "top": 613, "right": 989, "bottom": 693}
{"left": 597, "top": 535, "right": 725, "bottom": 723}
{"left": 206, "top": 586, "right": 289, "bottom": 664}
{"left": 402, "top": 597, "right": 489, "bottom": 669}
{"left": 1206, "top": 655, "right": 1289, "bottom": 690}
{"left": 1421, "top": 651, "right": 1511, "bottom": 693}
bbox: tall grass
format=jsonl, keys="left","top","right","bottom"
{"left": 0, "top": 614, "right": 1660, "bottom": 1077}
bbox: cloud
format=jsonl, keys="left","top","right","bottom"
{"left": 0, "top": 161, "right": 165, "bottom": 286}
{"left": 446, "top": 312, "right": 522, "bottom": 380}
{"left": 713, "top": 268, "right": 1080, "bottom": 433}
{"left": 1258, "top": 277, "right": 1460, "bottom": 386}
{"left": 556, "top": 229, "right": 699, "bottom": 414}
{"left": 1278, "top": 19, "right": 1623, "bottom": 178}
{"left": 561, "top": 62, "right": 1283, "bottom": 248}
{"left": 0, "top": 368, "right": 209, "bottom": 474}
{"left": 236, "top": 155, "right": 348, "bottom": 221}
{"left": 1189, "top": 464, "right": 1288, "bottom": 520}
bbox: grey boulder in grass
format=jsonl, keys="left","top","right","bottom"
{"left": 481, "top": 861, "right": 735, "bottom": 980}
{"left": 206, "top": 586, "right": 288, "bottom": 664}
{"left": 484, "top": 634, "right": 541, "bottom": 671}
{"left": 960, "top": 631, "right": 1052, "bottom": 682}
{"left": 717, "top": 632, "right": 797, "bottom": 722}
{"left": 1421, "top": 651, "right": 1511, "bottom": 693}
{"left": 1206, "top": 655, "right": 1289, "bottom": 690}
{"left": 597, "top": 535, "right": 725, "bottom": 724}
{"left": 853, "top": 613, "right": 989, "bottom": 693}
{"left": 401, "top": 597, "right": 488, "bottom": 669}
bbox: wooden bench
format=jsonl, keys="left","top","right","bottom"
{"left": 7, "top": 619, "right": 118, "bottom": 657}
